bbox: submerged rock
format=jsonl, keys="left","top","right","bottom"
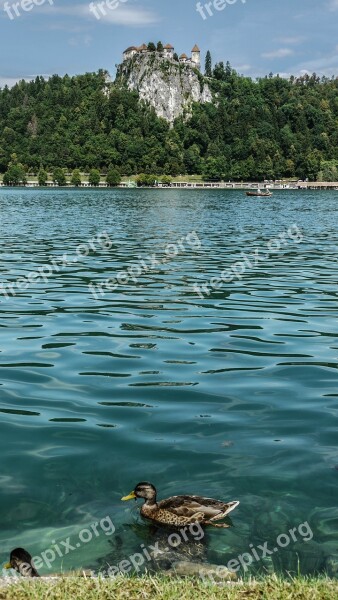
{"left": 98, "top": 523, "right": 208, "bottom": 576}
{"left": 326, "top": 556, "right": 338, "bottom": 578}
{"left": 167, "top": 560, "right": 237, "bottom": 581}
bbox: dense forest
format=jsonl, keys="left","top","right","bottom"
{"left": 0, "top": 56, "right": 338, "bottom": 181}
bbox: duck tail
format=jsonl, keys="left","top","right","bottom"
{"left": 224, "top": 500, "right": 240, "bottom": 516}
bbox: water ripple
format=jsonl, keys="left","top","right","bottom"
{"left": 0, "top": 189, "right": 337, "bottom": 576}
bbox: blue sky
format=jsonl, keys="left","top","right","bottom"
{"left": 0, "top": 0, "right": 338, "bottom": 87}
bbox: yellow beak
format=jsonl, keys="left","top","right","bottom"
{"left": 4, "top": 563, "right": 11, "bottom": 570}
{"left": 121, "top": 491, "right": 136, "bottom": 501}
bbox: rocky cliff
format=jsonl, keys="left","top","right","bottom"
{"left": 116, "top": 53, "right": 213, "bottom": 124}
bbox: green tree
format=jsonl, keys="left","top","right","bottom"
{"left": 161, "top": 175, "right": 172, "bottom": 186}
{"left": 136, "top": 173, "right": 146, "bottom": 187}
{"left": 157, "top": 41, "right": 164, "bottom": 52}
{"left": 53, "top": 167, "right": 67, "bottom": 186}
{"left": 3, "top": 128, "right": 16, "bottom": 144}
{"left": 38, "top": 168, "right": 48, "bottom": 186}
{"left": 147, "top": 174, "right": 158, "bottom": 186}
{"left": 71, "top": 169, "right": 82, "bottom": 187}
{"left": 205, "top": 50, "right": 212, "bottom": 77}
{"left": 89, "top": 168, "right": 101, "bottom": 186}
{"left": 304, "top": 151, "right": 321, "bottom": 181}
{"left": 136, "top": 173, "right": 157, "bottom": 187}
{"left": 213, "top": 62, "right": 226, "bottom": 81}
{"left": 185, "top": 145, "right": 202, "bottom": 174}
{"left": 147, "top": 42, "right": 156, "bottom": 52}
{"left": 0, "top": 64, "right": 338, "bottom": 182}
{"left": 202, "top": 157, "right": 226, "bottom": 181}
{"left": 0, "top": 146, "right": 6, "bottom": 171}
{"left": 285, "top": 159, "right": 295, "bottom": 178}
{"left": 317, "top": 160, "right": 338, "bottom": 181}
{"left": 106, "top": 167, "right": 121, "bottom": 187}
{"left": 225, "top": 61, "right": 232, "bottom": 79}
{"left": 3, "top": 162, "right": 27, "bottom": 186}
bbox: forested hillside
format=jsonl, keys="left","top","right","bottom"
{"left": 1, "top": 63, "right": 338, "bottom": 181}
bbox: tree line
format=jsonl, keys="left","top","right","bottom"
{"left": 0, "top": 57, "right": 338, "bottom": 182}
{"left": 2, "top": 155, "right": 122, "bottom": 186}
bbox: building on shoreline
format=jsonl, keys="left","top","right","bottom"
{"left": 2, "top": 180, "right": 329, "bottom": 190}
{"left": 123, "top": 43, "right": 201, "bottom": 70}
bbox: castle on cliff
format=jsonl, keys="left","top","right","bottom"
{"left": 123, "top": 43, "right": 201, "bottom": 70}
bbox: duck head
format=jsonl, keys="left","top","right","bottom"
{"left": 5, "top": 548, "right": 39, "bottom": 578}
{"left": 122, "top": 482, "right": 157, "bottom": 505}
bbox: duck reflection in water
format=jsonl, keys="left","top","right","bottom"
{"left": 100, "top": 517, "right": 235, "bottom": 576}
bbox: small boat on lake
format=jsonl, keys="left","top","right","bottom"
{"left": 246, "top": 188, "right": 272, "bottom": 197}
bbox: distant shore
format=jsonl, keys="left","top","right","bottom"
{"left": 0, "top": 181, "right": 337, "bottom": 191}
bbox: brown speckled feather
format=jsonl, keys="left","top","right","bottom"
{"left": 123, "top": 482, "right": 240, "bottom": 528}
{"left": 139, "top": 495, "right": 239, "bottom": 526}
{"left": 157, "top": 495, "right": 238, "bottom": 519}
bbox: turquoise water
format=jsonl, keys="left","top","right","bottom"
{"left": 0, "top": 188, "right": 337, "bottom": 578}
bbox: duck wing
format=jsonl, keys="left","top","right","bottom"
{"left": 158, "top": 495, "right": 239, "bottom": 520}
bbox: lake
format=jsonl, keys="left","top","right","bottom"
{"left": 0, "top": 188, "right": 337, "bottom": 578}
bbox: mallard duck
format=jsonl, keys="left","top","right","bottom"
{"left": 122, "top": 482, "right": 239, "bottom": 528}
{"left": 4, "top": 548, "right": 39, "bottom": 577}
{"left": 4, "top": 548, "right": 93, "bottom": 579}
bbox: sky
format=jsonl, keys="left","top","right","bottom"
{"left": 0, "top": 0, "right": 338, "bottom": 87}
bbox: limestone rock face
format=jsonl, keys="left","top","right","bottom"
{"left": 117, "top": 53, "right": 212, "bottom": 124}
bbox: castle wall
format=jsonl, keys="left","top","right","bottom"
{"left": 123, "top": 46, "right": 200, "bottom": 71}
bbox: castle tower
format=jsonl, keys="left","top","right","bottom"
{"left": 138, "top": 44, "right": 148, "bottom": 53}
{"left": 191, "top": 44, "right": 201, "bottom": 69}
{"left": 164, "top": 44, "right": 174, "bottom": 59}
{"left": 123, "top": 46, "right": 138, "bottom": 61}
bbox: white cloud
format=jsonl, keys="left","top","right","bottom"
{"left": 0, "top": 77, "right": 25, "bottom": 88}
{"left": 328, "top": 0, "right": 338, "bottom": 10}
{"left": 34, "top": 2, "right": 159, "bottom": 27}
{"left": 261, "top": 48, "right": 295, "bottom": 59}
{"left": 0, "top": 74, "right": 50, "bottom": 88}
{"left": 278, "top": 36, "right": 305, "bottom": 45}
{"left": 291, "top": 51, "right": 338, "bottom": 76}
{"left": 234, "top": 64, "right": 251, "bottom": 73}
{"left": 68, "top": 34, "right": 93, "bottom": 47}
{"left": 47, "top": 23, "right": 90, "bottom": 33}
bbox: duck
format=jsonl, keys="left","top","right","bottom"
{"left": 122, "top": 482, "right": 239, "bottom": 528}
{"left": 4, "top": 548, "right": 39, "bottom": 577}
{"left": 4, "top": 548, "right": 93, "bottom": 579}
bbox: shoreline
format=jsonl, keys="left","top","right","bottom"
{"left": 0, "top": 574, "right": 337, "bottom": 599}
{"left": 0, "top": 182, "right": 337, "bottom": 191}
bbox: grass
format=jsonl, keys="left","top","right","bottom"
{"left": 0, "top": 574, "right": 337, "bottom": 600}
